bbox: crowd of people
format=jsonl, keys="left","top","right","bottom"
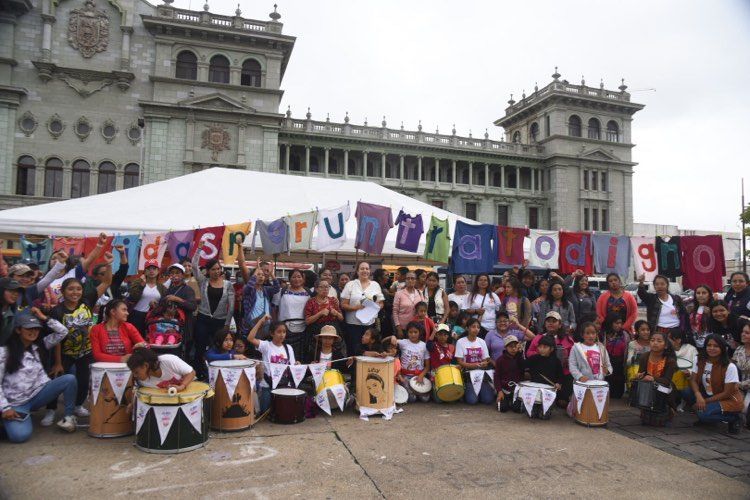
{"left": 1, "top": 232, "right": 749, "bottom": 443}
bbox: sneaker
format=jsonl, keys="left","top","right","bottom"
{"left": 57, "top": 415, "right": 77, "bottom": 433}
{"left": 154, "top": 336, "right": 165, "bottom": 345}
{"left": 40, "top": 409, "right": 56, "bottom": 427}
{"left": 167, "top": 335, "right": 176, "bottom": 345}
{"left": 676, "top": 402, "right": 685, "bottom": 413}
{"left": 728, "top": 420, "right": 741, "bottom": 435}
{"left": 74, "top": 405, "right": 90, "bottom": 418}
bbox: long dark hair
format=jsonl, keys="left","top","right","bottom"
{"left": 691, "top": 284, "right": 714, "bottom": 309}
{"left": 127, "top": 347, "right": 159, "bottom": 371}
{"left": 213, "top": 329, "right": 235, "bottom": 351}
{"left": 4, "top": 326, "right": 49, "bottom": 374}
{"left": 573, "top": 275, "right": 593, "bottom": 297}
{"left": 0, "top": 281, "right": 19, "bottom": 309}
{"left": 469, "top": 274, "right": 491, "bottom": 303}
{"left": 698, "top": 334, "right": 730, "bottom": 367}
{"left": 103, "top": 298, "right": 128, "bottom": 322}
{"left": 546, "top": 279, "right": 569, "bottom": 309}
{"left": 649, "top": 331, "right": 677, "bottom": 362}
{"left": 60, "top": 277, "right": 84, "bottom": 306}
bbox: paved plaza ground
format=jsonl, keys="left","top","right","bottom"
{"left": 1, "top": 399, "right": 748, "bottom": 499}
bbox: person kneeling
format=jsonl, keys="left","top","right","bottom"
{"left": 456, "top": 319, "right": 494, "bottom": 405}
{"left": 494, "top": 335, "right": 522, "bottom": 412}
{"left": 634, "top": 331, "right": 677, "bottom": 426}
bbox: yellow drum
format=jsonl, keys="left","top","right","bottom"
{"left": 316, "top": 369, "right": 345, "bottom": 394}
{"left": 434, "top": 365, "right": 464, "bottom": 402}
{"left": 671, "top": 357, "right": 693, "bottom": 391}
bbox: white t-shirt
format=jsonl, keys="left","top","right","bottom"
{"left": 341, "top": 279, "right": 384, "bottom": 326}
{"left": 581, "top": 343, "right": 603, "bottom": 377}
{"left": 468, "top": 293, "right": 501, "bottom": 330}
{"left": 141, "top": 354, "right": 193, "bottom": 388}
{"left": 448, "top": 292, "right": 470, "bottom": 311}
{"left": 455, "top": 337, "right": 490, "bottom": 364}
{"left": 657, "top": 295, "right": 680, "bottom": 328}
{"left": 135, "top": 284, "right": 162, "bottom": 313}
{"left": 319, "top": 351, "right": 333, "bottom": 364}
{"left": 272, "top": 289, "right": 310, "bottom": 333}
{"left": 397, "top": 339, "right": 429, "bottom": 373}
{"left": 675, "top": 344, "right": 698, "bottom": 368}
{"left": 692, "top": 362, "right": 739, "bottom": 396}
{"left": 258, "top": 339, "right": 295, "bottom": 366}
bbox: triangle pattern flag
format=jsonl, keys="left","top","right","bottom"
{"left": 528, "top": 230, "right": 559, "bottom": 269}
{"left": 109, "top": 370, "right": 130, "bottom": 404}
{"left": 591, "top": 386, "right": 609, "bottom": 419}
{"left": 541, "top": 388, "right": 556, "bottom": 414}
{"left": 181, "top": 399, "right": 203, "bottom": 434}
{"left": 152, "top": 405, "right": 179, "bottom": 445}
{"left": 138, "top": 233, "right": 167, "bottom": 270}
{"left": 243, "top": 367, "right": 257, "bottom": 390}
{"left": 289, "top": 365, "right": 308, "bottom": 388}
{"left": 269, "top": 363, "right": 288, "bottom": 389}
{"left": 192, "top": 226, "right": 225, "bottom": 266}
{"left": 90, "top": 368, "right": 106, "bottom": 405}
{"left": 520, "top": 387, "right": 537, "bottom": 417}
{"left": 573, "top": 384, "right": 587, "bottom": 414}
{"left": 308, "top": 363, "right": 327, "bottom": 389}
{"left": 167, "top": 230, "right": 194, "bottom": 264}
{"left": 469, "top": 370, "right": 484, "bottom": 398}
{"left": 208, "top": 366, "right": 219, "bottom": 389}
{"left": 484, "top": 370, "right": 495, "bottom": 383}
{"left": 222, "top": 222, "right": 251, "bottom": 266}
{"left": 220, "top": 367, "right": 241, "bottom": 400}
{"left": 331, "top": 384, "right": 347, "bottom": 411}
{"left": 315, "top": 390, "right": 332, "bottom": 416}
{"left": 135, "top": 401, "right": 151, "bottom": 435}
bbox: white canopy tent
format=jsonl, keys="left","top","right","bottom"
{"left": 0, "top": 168, "right": 474, "bottom": 265}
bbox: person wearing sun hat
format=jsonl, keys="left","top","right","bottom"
{"left": 311, "top": 325, "right": 347, "bottom": 371}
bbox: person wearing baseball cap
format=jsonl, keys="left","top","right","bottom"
{"left": 128, "top": 259, "right": 166, "bottom": 333}
{"left": 1, "top": 307, "right": 79, "bottom": 441}
{"left": 525, "top": 308, "right": 576, "bottom": 408}
{"left": 493, "top": 335, "right": 523, "bottom": 412}
{"left": 163, "top": 261, "right": 197, "bottom": 344}
{"left": 1, "top": 278, "right": 23, "bottom": 346}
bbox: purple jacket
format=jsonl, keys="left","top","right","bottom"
{"left": 241, "top": 276, "right": 280, "bottom": 335}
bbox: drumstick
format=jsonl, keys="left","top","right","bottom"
{"left": 539, "top": 374, "right": 557, "bottom": 389}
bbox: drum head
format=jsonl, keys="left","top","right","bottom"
{"left": 676, "top": 357, "right": 693, "bottom": 369}
{"left": 394, "top": 385, "right": 408, "bottom": 404}
{"left": 576, "top": 380, "right": 608, "bottom": 387}
{"left": 409, "top": 377, "right": 432, "bottom": 394}
{"left": 519, "top": 381, "right": 554, "bottom": 390}
{"left": 272, "top": 388, "right": 305, "bottom": 397}
{"left": 91, "top": 362, "right": 129, "bottom": 370}
{"left": 356, "top": 356, "right": 394, "bottom": 363}
{"left": 210, "top": 359, "right": 256, "bottom": 368}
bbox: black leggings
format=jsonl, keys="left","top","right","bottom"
{"left": 194, "top": 314, "right": 226, "bottom": 378}
{"left": 62, "top": 353, "right": 92, "bottom": 406}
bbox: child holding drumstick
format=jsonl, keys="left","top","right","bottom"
{"left": 493, "top": 335, "right": 523, "bottom": 412}
{"left": 388, "top": 321, "right": 431, "bottom": 403}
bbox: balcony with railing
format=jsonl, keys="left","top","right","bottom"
{"left": 153, "top": 3, "right": 284, "bottom": 35}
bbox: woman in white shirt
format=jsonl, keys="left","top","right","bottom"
{"left": 340, "top": 262, "right": 384, "bottom": 358}
{"left": 448, "top": 275, "right": 471, "bottom": 311}
{"left": 466, "top": 274, "right": 501, "bottom": 336}
{"left": 273, "top": 270, "right": 312, "bottom": 362}
{"left": 127, "top": 348, "right": 195, "bottom": 391}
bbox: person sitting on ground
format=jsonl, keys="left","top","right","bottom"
{"left": 525, "top": 311, "right": 575, "bottom": 408}
{"left": 524, "top": 335, "right": 564, "bottom": 391}
{"left": 0, "top": 308, "right": 77, "bottom": 442}
{"left": 669, "top": 329, "right": 699, "bottom": 409}
{"left": 427, "top": 324, "right": 455, "bottom": 392}
{"left": 626, "top": 320, "right": 651, "bottom": 387}
{"left": 90, "top": 298, "right": 146, "bottom": 363}
{"left": 311, "top": 325, "right": 347, "bottom": 372}
{"left": 494, "top": 335, "right": 523, "bottom": 412}
{"left": 126, "top": 347, "right": 195, "bottom": 392}
{"left": 634, "top": 331, "right": 677, "bottom": 427}
{"left": 206, "top": 329, "right": 248, "bottom": 362}
{"left": 455, "top": 318, "right": 494, "bottom": 405}
{"left": 388, "top": 321, "right": 431, "bottom": 403}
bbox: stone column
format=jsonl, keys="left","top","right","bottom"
{"left": 197, "top": 62, "right": 208, "bottom": 81}
{"left": 434, "top": 158, "right": 439, "bottom": 187}
{"left": 120, "top": 26, "right": 133, "bottom": 70}
{"left": 515, "top": 165, "right": 520, "bottom": 193}
{"left": 305, "top": 146, "right": 310, "bottom": 174}
{"left": 343, "top": 150, "right": 349, "bottom": 178}
{"left": 417, "top": 156, "right": 423, "bottom": 186}
{"left": 115, "top": 168, "right": 124, "bottom": 190}
{"left": 363, "top": 151, "right": 368, "bottom": 178}
{"left": 501, "top": 165, "right": 506, "bottom": 189}
{"left": 381, "top": 153, "right": 386, "bottom": 181}
{"left": 237, "top": 122, "right": 246, "bottom": 166}
{"left": 531, "top": 167, "right": 535, "bottom": 193}
{"left": 90, "top": 168, "right": 99, "bottom": 195}
{"left": 40, "top": 14, "right": 55, "bottom": 62}
{"left": 484, "top": 163, "right": 489, "bottom": 192}
{"left": 451, "top": 160, "right": 456, "bottom": 187}
{"left": 468, "top": 162, "right": 473, "bottom": 187}
{"left": 184, "top": 117, "right": 195, "bottom": 163}
{"left": 284, "top": 144, "right": 290, "bottom": 173}
{"left": 324, "top": 148, "right": 330, "bottom": 177}
{"left": 399, "top": 155, "right": 404, "bottom": 183}
{"left": 62, "top": 164, "right": 72, "bottom": 199}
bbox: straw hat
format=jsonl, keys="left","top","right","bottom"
{"left": 316, "top": 325, "right": 340, "bottom": 339}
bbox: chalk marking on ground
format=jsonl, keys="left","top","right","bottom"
{"left": 110, "top": 458, "right": 172, "bottom": 479}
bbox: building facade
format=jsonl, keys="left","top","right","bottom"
{"left": 0, "top": 0, "right": 644, "bottom": 236}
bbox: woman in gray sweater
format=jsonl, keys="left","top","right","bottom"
{"left": 535, "top": 280, "right": 577, "bottom": 335}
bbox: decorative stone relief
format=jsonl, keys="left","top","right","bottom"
{"left": 68, "top": 0, "right": 110, "bottom": 58}
{"left": 101, "top": 119, "right": 118, "bottom": 143}
{"left": 201, "top": 124, "right": 231, "bottom": 160}
{"left": 18, "top": 111, "right": 38, "bottom": 136}
{"left": 74, "top": 116, "right": 92, "bottom": 141}
{"left": 126, "top": 122, "right": 142, "bottom": 145}
{"left": 46, "top": 114, "right": 66, "bottom": 139}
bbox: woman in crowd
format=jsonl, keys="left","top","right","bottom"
{"left": 90, "top": 299, "right": 146, "bottom": 363}
{"left": 336, "top": 273, "right": 350, "bottom": 297}
{"left": 414, "top": 269, "right": 427, "bottom": 295}
{"left": 520, "top": 270, "right": 539, "bottom": 302}
{"left": 304, "top": 278, "right": 344, "bottom": 359}
{"left": 626, "top": 320, "right": 651, "bottom": 386}
{"left": 424, "top": 272, "right": 449, "bottom": 325}
{"left": 731, "top": 323, "right": 750, "bottom": 428}
{"left": 596, "top": 273, "right": 638, "bottom": 334}
{"left": 273, "top": 269, "right": 311, "bottom": 363}
{"left": 725, "top": 272, "right": 750, "bottom": 318}
{"left": 637, "top": 274, "right": 688, "bottom": 336}
{"left": 373, "top": 268, "right": 395, "bottom": 339}
{"left": 181, "top": 258, "right": 201, "bottom": 306}
{"left": 530, "top": 277, "right": 549, "bottom": 332}
{"left": 192, "top": 241, "right": 235, "bottom": 379}
{"left": 8, "top": 250, "right": 67, "bottom": 308}
{"left": 240, "top": 264, "right": 280, "bottom": 341}
{"left": 340, "top": 262, "right": 384, "bottom": 359}
{"left": 689, "top": 285, "right": 714, "bottom": 349}
{"left": 634, "top": 331, "right": 677, "bottom": 426}
{"left": 687, "top": 334, "right": 743, "bottom": 434}
{"left": 448, "top": 275, "right": 471, "bottom": 312}
{"left": 535, "top": 280, "right": 576, "bottom": 334}
{"left": 392, "top": 272, "right": 423, "bottom": 338}
{"left": 314, "top": 269, "right": 339, "bottom": 299}
{"left": 128, "top": 260, "right": 165, "bottom": 333}
{"left": 1, "top": 278, "right": 22, "bottom": 346}
{"left": 1, "top": 308, "right": 77, "bottom": 442}
{"left": 467, "top": 274, "right": 501, "bottom": 337}
{"left": 707, "top": 300, "right": 744, "bottom": 352}
{"left": 602, "top": 314, "right": 629, "bottom": 399}
{"left": 485, "top": 312, "right": 513, "bottom": 362}
{"left": 500, "top": 276, "right": 531, "bottom": 340}
{"left": 568, "top": 271, "right": 598, "bottom": 339}
{"left": 455, "top": 318, "right": 494, "bottom": 405}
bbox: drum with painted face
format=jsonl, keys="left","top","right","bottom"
{"left": 135, "top": 382, "right": 213, "bottom": 454}
{"left": 89, "top": 362, "right": 134, "bottom": 438}
{"left": 209, "top": 359, "right": 256, "bottom": 431}
{"left": 355, "top": 356, "right": 395, "bottom": 410}
{"left": 433, "top": 365, "right": 464, "bottom": 403}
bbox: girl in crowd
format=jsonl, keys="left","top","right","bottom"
{"left": 467, "top": 274, "right": 501, "bottom": 337}
{"left": 725, "top": 272, "right": 750, "bottom": 318}
{"left": 164, "top": 263, "right": 197, "bottom": 339}
{"left": 0, "top": 278, "right": 21, "bottom": 346}
{"left": 626, "top": 320, "right": 652, "bottom": 386}
{"left": 500, "top": 276, "right": 532, "bottom": 340}
{"left": 233, "top": 337, "right": 248, "bottom": 358}
{"left": 448, "top": 275, "right": 471, "bottom": 312}
{"left": 596, "top": 273, "right": 639, "bottom": 334}
{"left": 357, "top": 327, "right": 387, "bottom": 358}
{"left": 494, "top": 335, "right": 523, "bottom": 412}
{"left": 669, "top": 329, "right": 699, "bottom": 409}
{"left": 602, "top": 314, "right": 628, "bottom": 399}
{"left": 535, "top": 280, "right": 576, "bottom": 334}
{"left": 446, "top": 301, "right": 460, "bottom": 329}
{"left": 389, "top": 321, "right": 431, "bottom": 403}
{"left": 524, "top": 335, "right": 564, "bottom": 392}
{"left": 569, "top": 322, "right": 612, "bottom": 384}
{"left": 637, "top": 274, "right": 688, "bottom": 336}
{"left": 340, "top": 262, "right": 384, "bottom": 358}
{"left": 246, "top": 315, "right": 296, "bottom": 413}
{"left": 520, "top": 270, "right": 539, "bottom": 302}
{"left": 311, "top": 325, "right": 347, "bottom": 372}
{"left": 707, "top": 300, "right": 744, "bottom": 352}
{"left": 414, "top": 269, "right": 427, "bottom": 295}
{"left": 689, "top": 285, "right": 713, "bottom": 349}
{"left": 336, "top": 273, "right": 350, "bottom": 297}
{"left": 525, "top": 311, "right": 575, "bottom": 408}
{"left": 8, "top": 250, "right": 67, "bottom": 309}
{"left": 240, "top": 263, "right": 280, "bottom": 340}
{"left": 455, "top": 318, "right": 494, "bottom": 405}
{"left": 90, "top": 299, "right": 146, "bottom": 363}
{"left": 304, "top": 279, "right": 344, "bottom": 352}
{"left": 687, "top": 334, "right": 744, "bottom": 434}
{"left": 428, "top": 324, "right": 455, "bottom": 375}
{"left": 568, "top": 271, "right": 598, "bottom": 339}
{"left": 452, "top": 311, "right": 470, "bottom": 340}
{"left": 1, "top": 308, "right": 77, "bottom": 442}
{"left": 413, "top": 302, "right": 435, "bottom": 341}
{"left": 128, "top": 260, "right": 165, "bottom": 333}
{"left": 192, "top": 240, "right": 235, "bottom": 380}
{"left": 205, "top": 329, "right": 247, "bottom": 362}
{"left": 424, "top": 272, "right": 449, "bottom": 325}
{"left": 530, "top": 277, "right": 549, "bottom": 332}
{"left": 392, "top": 272, "right": 423, "bottom": 338}
{"left": 635, "top": 331, "right": 677, "bottom": 426}
{"left": 126, "top": 347, "right": 195, "bottom": 391}
{"left": 731, "top": 323, "right": 750, "bottom": 429}
{"left": 273, "top": 269, "right": 313, "bottom": 363}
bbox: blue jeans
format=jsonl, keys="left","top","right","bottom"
{"left": 683, "top": 390, "right": 740, "bottom": 424}
{"left": 465, "top": 380, "right": 495, "bottom": 405}
{"left": 2, "top": 374, "right": 77, "bottom": 443}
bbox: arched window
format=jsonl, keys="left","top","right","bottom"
{"left": 568, "top": 115, "right": 582, "bottom": 137}
{"left": 16, "top": 155, "right": 35, "bottom": 196}
{"left": 606, "top": 120, "right": 619, "bottom": 142}
{"left": 71, "top": 159, "right": 90, "bottom": 198}
{"left": 124, "top": 163, "right": 139, "bottom": 189}
{"left": 530, "top": 122, "right": 539, "bottom": 143}
{"left": 98, "top": 161, "right": 116, "bottom": 194}
{"left": 208, "top": 55, "right": 230, "bottom": 84}
{"left": 512, "top": 131, "right": 521, "bottom": 143}
{"left": 175, "top": 51, "right": 197, "bottom": 80}
{"left": 241, "top": 59, "right": 262, "bottom": 87}
{"left": 44, "top": 158, "right": 63, "bottom": 198}
{"left": 587, "top": 118, "right": 601, "bottom": 140}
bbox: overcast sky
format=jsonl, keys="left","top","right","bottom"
{"left": 174, "top": 0, "right": 750, "bottom": 232}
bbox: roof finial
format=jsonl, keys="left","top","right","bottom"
{"left": 400, "top": 121, "right": 404, "bottom": 130}
{"left": 305, "top": 107, "right": 311, "bottom": 120}
{"left": 600, "top": 78, "right": 604, "bottom": 89}
{"left": 581, "top": 75, "right": 585, "bottom": 86}
{"left": 484, "top": 128, "right": 489, "bottom": 140}
{"left": 534, "top": 82, "right": 538, "bottom": 92}
{"left": 436, "top": 126, "right": 439, "bottom": 134}
{"left": 364, "top": 117, "right": 368, "bottom": 126}
{"left": 285, "top": 105, "right": 291, "bottom": 118}
{"left": 619, "top": 78, "right": 628, "bottom": 92}
{"left": 326, "top": 113, "right": 330, "bottom": 123}
{"left": 552, "top": 66, "right": 560, "bottom": 81}
{"left": 522, "top": 89, "right": 526, "bottom": 100}
{"left": 418, "top": 120, "right": 422, "bottom": 132}
{"left": 269, "top": 3, "right": 281, "bottom": 21}
{"left": 508, "top": 93, "right": 515, "bottom": 106}
{"left": 203, "top": 0, "right": 209, "bottom": 11}
{"left": 235, "top": 3, "right": 241, "bottom": 16}
{"left": 344, "top": 111, "right": 349, "bottom": 123}
{"left": 452, "top": 124, "right": 456, "bottom": 135}
{"left": 468, "top": 129, "right": 472, "bottom": 138}
{"left": 382, "top": 116, "right": 387, "bottom": 128}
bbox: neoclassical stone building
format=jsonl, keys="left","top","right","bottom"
{"left": 0, "top": 0, "right": 644, "bottom": 235}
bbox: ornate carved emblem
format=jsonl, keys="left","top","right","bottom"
{"left": 68, "top": 0, "right": 109, "bottom": 58}
{"left": 201, "top": 124, "right": 231, "bottom": 160}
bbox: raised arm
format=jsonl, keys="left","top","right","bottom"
{"left": 36, "top": 253, "right": 67, "bottom": 293}
{"left": 235, "top": 235, "right": 250, "bottom": 283}
{"left": 246, "top": 314, "right": 270, "bottom": 348}
{"left": 94, "top": 252, "right": 114, "bottom": 299}
{"left": 81, "top": 232, "right": 108, "bottom": 273}
{"left": 192, "top": 245, "right": 205, "bottom": 285}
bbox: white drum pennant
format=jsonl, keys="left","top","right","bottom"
{"left": 484, "top": 369, "right": 495, "bottom": 383}
{"left": 573, "top": 384, "right": 588, "bottom": 413}
{"left": 591, "top": 386, "right": 609, "bottom": 419}
{"left": 269, "top": 363, "right": 288, "bottom": 389}
{"left": 469, "top": 370, "right": 485, "bottom": 397}
{"left": 220, "top": 367, "right": 241, "bottom": 400}
{"left": 242, "top": 367, "right": 256, "bottom": 390}
{"left": 520, "top": 387, "right": 537, "bottom": 417}
{"left": 181, "top": 399, "right": 203, "bottom": 434}
{"left": 331, "top": 384, "right": 347, "bottom": 411}
{"left": 90, "top": 369, "right": 105, "bottom": 405}
{"left": 152, "top": 405, "right": 179, "bottom": 445}
{"left": 290, "top": 365, "right": 309, "bottom": 388}
{"left": 110, "top": 370, "right": 130, "bottom": 404}
{"left": 135, "top": 401, "right": 150, "bottom": 435}
{"left": 541, "top": 388, "right": 556, "bottom": 414}
{"left": 208, "top": 366, "right": 219, "bottom": 389}
{"left": 308, "top": 363, "right": 327, "bottom": 389}
{"left": 315, "top": 390, "right": 331, "bottom": 416}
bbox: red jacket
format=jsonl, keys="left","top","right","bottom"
{"left": 90, "top": 321, "right": 145, "bottom": 362}
{"left": 596, "top": 291, "right": 638, "bottom": 333}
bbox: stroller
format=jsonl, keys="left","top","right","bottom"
{"left": 145, "top": 300, "right": 186, "bottom": 359}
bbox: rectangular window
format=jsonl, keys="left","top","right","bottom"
{"left": 592, "top": 208, "right": 599, "bottom": 231}
{"left": 545, "top": 115, "right": 551, "bottom": 137}
{"left": 431, "top": 200, "right": 444, "bottom": 210}
{"left": 602, "top": 209, "right": 609, "bottom": 231}
{"left": 601, "top": 171, "right": 608, "bottom": 192}
{"left": 583, "top": 170, "right": 589, "bottom": 190}
{"left": 497, "top": 205, "right": 509, "bottom": 226}
{"left": 591, "top": 171, "right": 598, "bottom": 191}
{"left": 528, "top": 207, "right": 539, "bottom": 229}
{"left": 16, "top": 167, "right": 35, "bottom": 196}
{"left": 465, "top": 202, "right": 478, "bottom": 220}
{"left": 507, "top": 171, "right": 517, "bottom": 189}
{"left": 584, "top": 208, "right": 590, "bottom": 230}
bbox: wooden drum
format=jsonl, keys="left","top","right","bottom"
{"left": 89, "top": 362, "right": 134, "bottom": 438}
{"left": 209, "top": 360, "right": 256, "bottom": 431}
